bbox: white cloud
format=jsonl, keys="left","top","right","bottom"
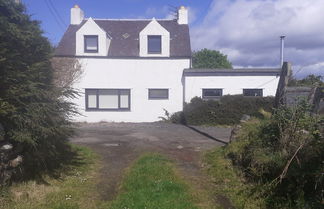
{"left": 191, "top": 0, "right": 324, "bottom": 77}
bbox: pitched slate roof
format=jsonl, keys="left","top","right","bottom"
{"left": 55, "top": 19, "right": 191, "bottom": 58}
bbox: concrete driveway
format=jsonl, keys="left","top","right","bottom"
{"left": 70, "top": 122, "right": 231, "bottom": 201}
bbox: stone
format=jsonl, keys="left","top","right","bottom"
{"left": 177, "top": 145, "right": 183, "bottom": 149}
{"left": 240, "top": 114, "right": 251, "bottom": 122}
{"left": 0, "top": 144, "right": 13, "bottom": 151}
{"left": 9, "top": 155, "right": 23, "bottom": 167}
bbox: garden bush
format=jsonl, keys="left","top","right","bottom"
{"left": 225, "top": 101, "right": 323, "bottom": 208}
{"left": 171, "top": 95, "right": 274, "bottom": 125}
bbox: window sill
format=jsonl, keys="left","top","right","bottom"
{"left": 85, "top": 108, "right": 131, "bottom": 112}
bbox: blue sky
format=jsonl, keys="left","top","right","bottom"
{"left": 23, "top": 0, "right": 211, "bottom": 44}
{"left": 23, "top": 0, "right": 323, "bottom": 78}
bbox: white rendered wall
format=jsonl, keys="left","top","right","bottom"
{"left": 72, "top": 58, "right": 190, "bottom": 122}
{"left": 184, "top": 75, "right": 280, "bottom": 103}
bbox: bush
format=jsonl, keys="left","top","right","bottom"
{"left": 171, "top": 95, "right": 274, "bottom": 125}
{"left": 225, "top": 101, "right": 324, "bottom": 208}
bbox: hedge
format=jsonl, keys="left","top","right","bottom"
{"left": 171, "top": 95, "right": 275, "bottom": 125}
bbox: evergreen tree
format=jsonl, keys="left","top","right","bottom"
{"left": 0, "top": 0, "right": 76, "bottom": 177}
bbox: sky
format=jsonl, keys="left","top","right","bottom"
{"left": 23, "top": 0, "right": 324, "bottom": 78}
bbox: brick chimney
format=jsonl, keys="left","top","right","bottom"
{"left": 177, "top": 6, "right": 188, "bottom": 25}
{"left": 71, "top": 5, "right": 84, "bottom": 25}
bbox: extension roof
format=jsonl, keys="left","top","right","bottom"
{"left": 55, "top": 19, "right": 191, "bottom": 58}
{"left": 183, "top": 68, "right": 281, "bottom": 76}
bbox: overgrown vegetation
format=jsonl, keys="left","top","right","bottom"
{"left": 0, "top": 145, "right": 100, "bottom": 209}
{"left": 170, "top": 96, "right": 274, "bottom": 125}
{"left": 205, "top": 148, "right": 265, "bottom": 209}
{"left": 192, "top": 48, "right": 233, "bottom": 69}
{"left": 106, "top": 153, "right": 200, "bottom": 209}
{"left": 289, "top": 74, "right": 324, "bottom": 87}
{"left": 0, "top": 0, "right": 77, "bottom": 181}
{"left": 212, "top": 101, "right": 324, "bottom": 208}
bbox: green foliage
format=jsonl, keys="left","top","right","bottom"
{"left": 171, "top": 96, "right": 274, "bottom": 125}
{"left": 192, "top": 48, "right": 233, "bottom": 69}
{"left": 225, "top": 101, "right": 324, "bottom": 208}
{"left": 289, "top": 74, "right": 324, "bottom": 87}
{"left": 108, "top": 153, "right": 199, "bottom": 209}
{"left": 205, "top": 148, "right": 265, "bottom": 209}
{"left": 0, "top": 0, "right": 77, "bottom": 178}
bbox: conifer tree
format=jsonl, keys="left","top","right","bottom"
{"left": 0, "top": 0, "right": 76, "bottom": 177}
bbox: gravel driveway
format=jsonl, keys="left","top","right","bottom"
{"left": 70, "top": 122, "right": 232, "bottom": 202}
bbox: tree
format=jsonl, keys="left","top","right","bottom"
{"left": 289, "top": 74, "right": 324, "bottom": 87}
{"left": 192, "top": 48, "right": 232, "bottom": 69}
{"left": 51, "top": 57, "right": 83, "bottom": 88}
{"left": 0, "top": 0, "right": 77, "bottom": 180}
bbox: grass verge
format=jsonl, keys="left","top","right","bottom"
{"left": 105, "top": 153, "right": 200, "bottom": 209}
{"left": 204, "top": 147, "right": 265, "bottom": 209}
{"left": 0, "top": 144, "right": 101, "bottom": 209}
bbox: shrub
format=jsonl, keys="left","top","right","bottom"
{"left": 171, "top": 95, "right": 274, "bottom": 125}
{"left": 225, "top": 101, "right": 324, "bottom": 208}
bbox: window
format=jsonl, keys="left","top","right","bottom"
{"left": 202, "top": 89, "right": 223, "bottom": 99}
{"left": 84, "top": 35, "right": 98, "bottom": 53}
{"left": 85, "top": 89, "right": 130, "bottom": 111}
{"left": 243, "top": 89, "right": 263, "bottom": 97}
{"left": 147, "top": 35, "right": 161, "bottom": 54}
{"left": 148, "top": 89, "right": 169, "bottom": 100}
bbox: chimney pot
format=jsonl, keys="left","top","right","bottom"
{"left": 280, "top": 35, "right": 285, "bottom": 67}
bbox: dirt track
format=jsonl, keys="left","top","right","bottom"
{"left": 70, "top": 122, "right": 231, "bottom": 203}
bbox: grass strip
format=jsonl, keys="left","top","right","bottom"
{"left": 106, "top": 153, "right": 199, "bottom": 209}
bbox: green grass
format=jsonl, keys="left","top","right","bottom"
{"left": 106, "top": 153, "right": 200, "bottom": 209}
{"left": 204, "top": 147, "right": 265, "bottom": 209}
{"left": 1, "top": 149, "right": 214, "bottom": 209}
{"left": 0, "top": 144, "right": 101, "bottom": 209}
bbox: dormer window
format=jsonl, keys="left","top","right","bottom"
{"left": 84, "top": 35, "right": 98, "bottom": 53}
{"left": 147, "top": 35, "right": 161, "bottom": 54}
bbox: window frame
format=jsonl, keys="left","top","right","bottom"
{"left": 84, "top": 35, "right": 99, "bottom": 53}
{"left": 148, "top": 88, "right": 169, "bottom": 100}
{"left": 243, "top": 89, "right": 263, "bottom": 97}
{"left": 85, "top": 89, "right": 131, "bottom": 111}
{"left": 147, "top": 35, "right": 162, "bottom": 54}
{"left": 202, "top": 88, "right": 223, "bottom": 99}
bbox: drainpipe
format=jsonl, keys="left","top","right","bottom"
{"left": 280, "top": 35, "right": 285, "bottom": 67}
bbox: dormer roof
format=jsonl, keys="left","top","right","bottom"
{"left": 55, "top": 19, "right": 191, "bottom": 58}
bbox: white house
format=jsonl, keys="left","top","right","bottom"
{"left": 55, "top": 5, "right": 281, "bottom": 122}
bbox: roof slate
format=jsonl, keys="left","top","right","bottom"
{"left": 55, "top": 19, "right": 191, "bottom": 58}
